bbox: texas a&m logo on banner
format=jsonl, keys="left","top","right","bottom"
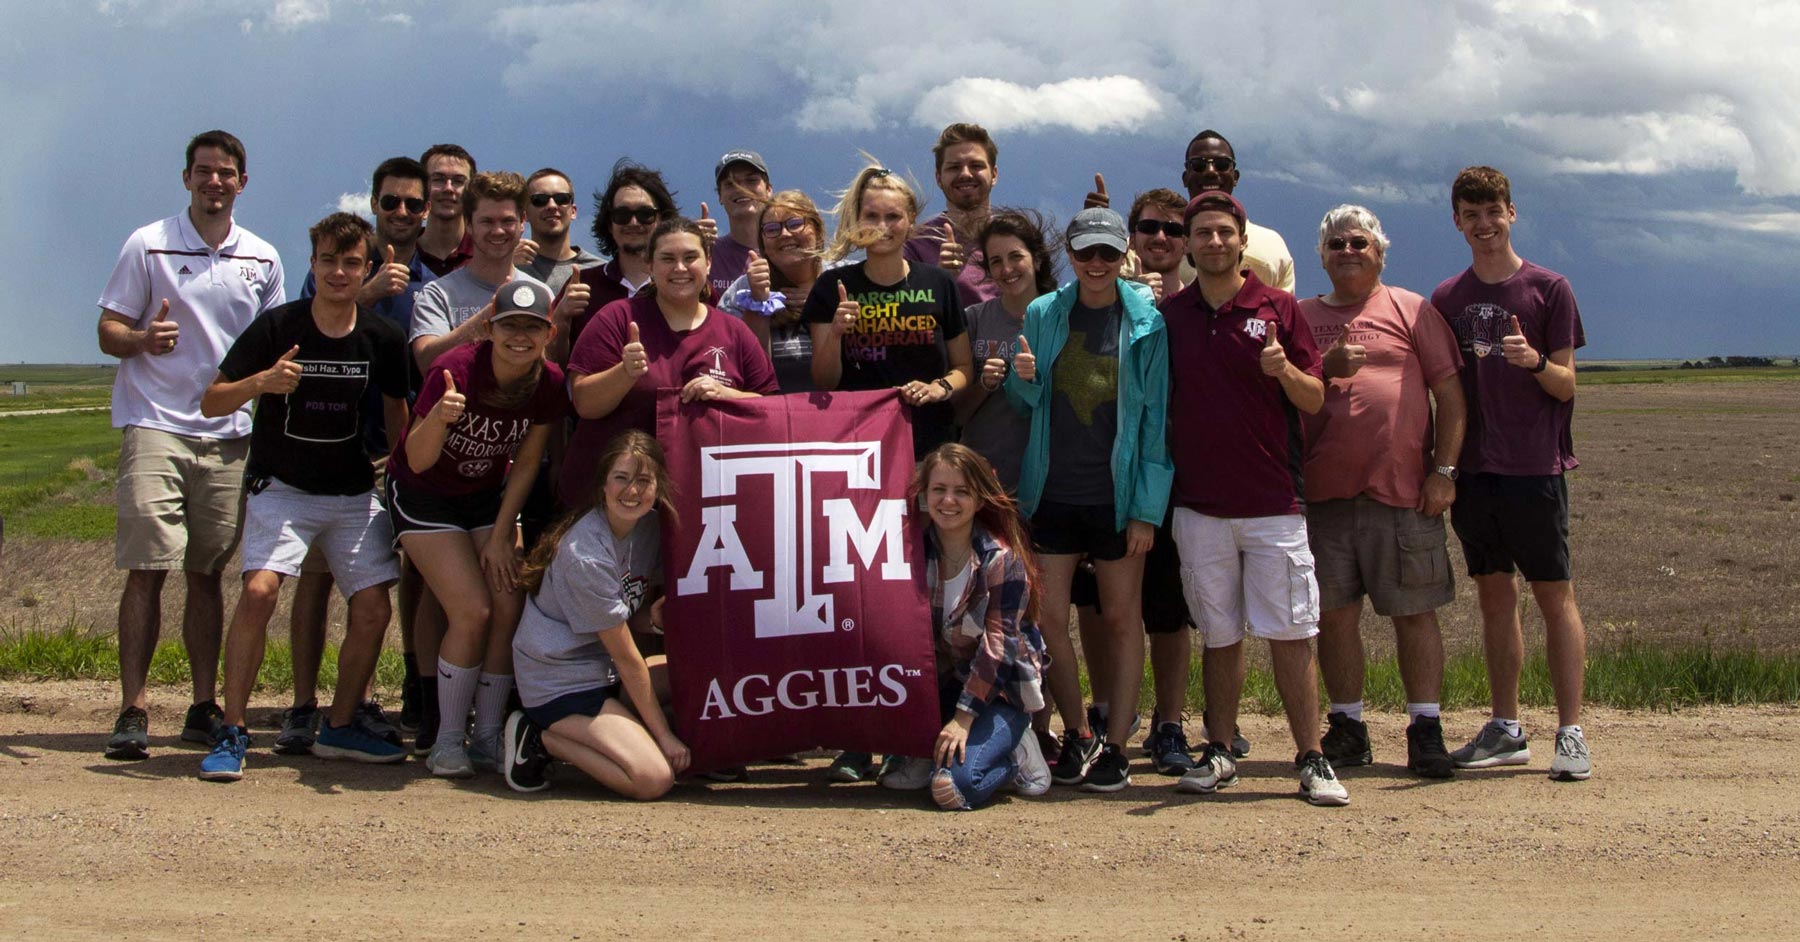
{"left": 656, "top": 390, "right": 938, "bottom": 771}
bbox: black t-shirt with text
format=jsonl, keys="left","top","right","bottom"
{"left": 802, "top": 262, "right": 966, "bottom": 457}
{"left": 219, "top": 298, "right": 410, "bottom": 495}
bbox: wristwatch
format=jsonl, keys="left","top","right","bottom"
{"left": 1434, "top": 464, "right": 1459, "bottom": 481}
{"left": 1529, "top": 351, "right": 1549, "bottom": 374}
{"left": 934, "top": 377, "right": 955, "bottom": 397}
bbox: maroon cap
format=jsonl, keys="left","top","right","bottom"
{"left": 1183, "top": 190, "right": 1247, "bottom": 231}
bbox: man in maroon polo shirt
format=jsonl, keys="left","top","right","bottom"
{"left": 416, "top": 144, "right": 477, "bottom": 277}
{"left": 1160, "top": 191, "right": 1348, "bottom": 807}
{"left": 565, "top": 161, "right": 680, "bottom": 359}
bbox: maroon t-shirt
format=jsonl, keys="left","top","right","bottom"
{"left": 1430, "top": 260, "right": 1585, "bottom": 476}
{"left": 903, "top": 213, "right": 996, "bottom": 308}
{"left": 394, "top": 340, "right": 568, "bottom": 497}
{"left": 569, "top": 259, "right": 637, "bottom": 353}
{"left": 559, "top": 295, "right": 779, "bottom": 503}
{"left": 709, "top": 235, "right": 752, "bottom": 303}
{"left": 1160, "top": 272, "right": 1322, "bottom": 518}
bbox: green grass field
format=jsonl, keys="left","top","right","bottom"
{"left": 0, "top": 410, "right": 119, "bottom": 539}
{"left": 0, "top": 364, "right": 114, "bottom": 412}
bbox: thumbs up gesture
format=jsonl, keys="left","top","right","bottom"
{"left": 261, "top": 345, "right": 303, "bottom": 395}
{"left": 937, "top": 222, "right": 964, "bottom": 273}
{"left": 552, "top": 268, "right": 590, "bottom": 328}
{"left": 514, "top": 237, "right": 540, "bottom": 267}
{"left": 696, "top": 202, "right": 718, "bottom": 242}
{"left": 1323, "top": 322, "right": 1367, "bottom": 379}
{"left": 830, "top": 281, "right": 858, "bottom": 335}
{"left": 979, "top": 354, "right": 1007, "bottom": 390}
{"left": 1012, "top": 334, "right": 1036, "bottom": 382}
{"left": 362, "top": 244, "right": 410, "bottom": 304}
{"left": 747, "top": 249, "right": 771, "bottom": 301}
{"left": 143, "top": 298, "right": 179, "bottom": 356}
{"left": 621, "top": 320, "right": 649, "bottom": 377}
{"left": 1501, "top": 314, "right": 1537, "bottom": 368}
{"left": 1084, "top": 173, "right": 1110, "bottom": 209}
{"left": 432, "top": 370, "right": 466, "bottom": 424}
{"left": 1259, "top": 319, "right": 1287, "bottom": 377}
{"left": 1135, "top": 270, "right": 1165, "bottom": 303}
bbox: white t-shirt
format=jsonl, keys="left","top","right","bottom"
{"left": 98, "top": 212, "right": 285, "bottom": 439}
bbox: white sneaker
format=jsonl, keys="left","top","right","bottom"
{"left": 1009, "top": 729, "right": 1051, "bottom": 796}
{"left": 1176, "top": 743, "right": 1239, "bottom": 794}
{"left": 1299, "top": 753, "right": 1350, "bottom": 807}
{"left": 877, "top": 755, "right": 934, "bottom": 791}
{"left": 1549, "top": 728, "right": 1592, "bottom": 781}
{"left": 426, "top": 741, "right": 475, "bottom": 779}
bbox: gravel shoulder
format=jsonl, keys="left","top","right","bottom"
{"left": 3, "top": 681, "right": 1795, "bottom": 941}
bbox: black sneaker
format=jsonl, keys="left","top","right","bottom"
{"left": 181, "top": 700, "right": 224, "bottom": 745}
{"left": 1142, "top": 711, "right": 1167, "bottom": 758}
{"left": 274, "top": 701, "right": 319, "bottom": 756}
{"left": 105, "top": 706, "right": 150, "bottom": 760}
{"left": 1406, "top": 715, "right": 1455, "bottom": 779}
{"left": 1035, "top": 728, "right": 1061, "bottom": 766}
{"left": 1049, "top": 730, "right": 1101, "bottom": 786}
{"left": 1321, "top": 711, "right": 1372, "bottom": 767}
{"left": 1150, "top": 721, "right": 1196, "bottom": 775}
{"left": 1079, "top": 742, "right": 1131, "bottom": 793}
{"left": 1230, "top": 726, "right": 1251, "bottom": 759}
{"left": 399, "top": 661, "right": 422, "bottom": 733}
{"left": 413, "top": 704, "right": 440, "bottom": 757}
{"left": 502, "top": 710, "right": 551, "bottom": 793}
{"left": 356, "top": 700, "right": 403, "bottom": 748}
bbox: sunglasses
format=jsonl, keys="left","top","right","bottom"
{"left": 530, "top": 192, "right": 575, "bottom": 208}
{"left": 1325, "top": 236, "right": 1373, "bottom": 252}
{"left": 1133, "top": 219, "right": 1185, "bottom": 239}
{"left": 1071, "top": 245, "right": 1124, "bottom": 263}
{"left": 1184, "top": 155, "right": 1236, "bottom": 173}
{"left": 760, "top": 217, "right": 810, "bottom": 239}
{"left": 377, "top": 194, "right": 427, "bottom": 213}
{"left": 609, "top": 207, "right": 660, "bottom": 226}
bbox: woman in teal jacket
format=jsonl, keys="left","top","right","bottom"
{"left": 1002, "top": 207, "right": 1171, "bottom": 794}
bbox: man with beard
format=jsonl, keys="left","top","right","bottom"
{"left": 905, "top": 123, "right": 999, "bottom": 306}
{"left": 567, "top": 161, "right": 681, "bottom": 353}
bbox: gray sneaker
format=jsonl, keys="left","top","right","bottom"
{"left": 1176, "top": 742, "right": 1239, "bottom": 794}
{"left": 877, "top": 755, "right": 934, "bottom": 791}
{"left": 1298, "top": 752, "right": 1350, "bottom": 807}
{"left": 1451, "top": 721, "right": 1531, "bottom": 769}
{"left": 426, "top": 741, "right": 475, "bottom": 779}
{"left": 467, "top": 736, "right": 501, "bottom": 774}
{"left": 1549, "top": 728, "right": 1592, "bottom": 781}
{"left": 274, "top": 702, "right": 319, "bottom": 756}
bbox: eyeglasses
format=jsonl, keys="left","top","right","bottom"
{"left": 530, "top": 192, "right": 575, "bottom": 208}
{"left": 1133, "top": 219, "right": 1185, "bottom": 239}
{"left": 1325, "top": 236, "right": 1373, "bottom": 252}
{"left": 609, "top": 207, "right": 660, "bottom": 226}
{"left": 760, "top": 217, "right": 810, "bottom": 239}
{"left": 1184, "top": 155, "right": 1236, "bottom": 173}
{"left": 378, "top": 194, "right": 427, "bottom": 214}
{"left": 1071, "top": 245, "right": 1124, "bottom": 263}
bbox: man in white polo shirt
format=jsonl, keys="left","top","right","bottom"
{"left": 95, "top": 129, "right": 285, "bottom": 760}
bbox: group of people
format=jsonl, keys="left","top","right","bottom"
{"left": 92, "top": 121, "right": 1589, "bottom": 810}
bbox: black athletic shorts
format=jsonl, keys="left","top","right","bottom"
{"left": 386, "top": 477, "right": 506, "bottom": 545}
{"left": 1030, "top": 499, "right": 1128, "bottom": 561}
{"left": 1450, "top": 472, "right": 1572, "bottom": 582}
{"left": 524, "top": 684, "right": 621, "bottom": 729}
{"left": 1141, "top": 513, "right": 1192, "bottom": 633}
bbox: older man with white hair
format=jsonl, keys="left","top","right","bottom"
{"left": 1297, "top": 205, "right": 1467, "bottom": 779}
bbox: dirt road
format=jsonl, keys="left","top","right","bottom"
{"left": 2, "top": 682, "right": 1794, "bottom": 941}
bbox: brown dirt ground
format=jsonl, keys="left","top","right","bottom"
{"left": 2, "top": 681, "right": 1797, "bottom": 941}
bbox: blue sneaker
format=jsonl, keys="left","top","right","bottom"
{"left": 199, "top": 725, "right": 249, "bottom": 782}
{"left": 314, "top": 719, "right": 408, "bottom": 764}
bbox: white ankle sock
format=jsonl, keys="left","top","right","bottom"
{"left": 1492, "top": 717, "right": 1523, "bottom": 738}
{"left": 1406, "top": 702, "right": 1440, "bottom": 721}
{"left": 1330, "top": 701, "right": 1364, "bottom": 722}
{"left": 434, "top": 659, "right": 480, "bottom": 749}
{"left": 1556, "top": 724, "right": 1583, "bottom": 737}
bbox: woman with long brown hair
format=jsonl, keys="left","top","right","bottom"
{"left": 719, "top": 189, "right": 826, "bottom": 394}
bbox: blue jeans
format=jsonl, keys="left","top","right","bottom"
{"left": 939, "top": 698, "right": 1030, "bottom": 810}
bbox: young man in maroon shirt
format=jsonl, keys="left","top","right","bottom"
{"left": 1159, "top": 191, "right": 1348, "bottom": 806}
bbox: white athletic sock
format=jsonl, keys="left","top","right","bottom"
{"left": 1406, "top": 702, "right": 1441, "bottom": 721}
{"left": 434, "top": 659, "right": 480, "bottom": 749}
{"left": 1556, "top": 724, "right": 1583, "bottom": 737}
{"left": 472, "top": 673, "right": 515, "bottom": 750}
{"left": 1492, "top": 716, "right": 1523, "bottom": 738}
{"left": 1330, "top": 701, "right": 1364, "bottom": 722}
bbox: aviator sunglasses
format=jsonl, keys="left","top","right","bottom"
{"left": 378, "top": 194, "right": 427, "bottom": 213}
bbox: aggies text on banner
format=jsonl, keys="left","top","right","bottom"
{"left": 656, "top": 389, "right": 938, "bottom": 772}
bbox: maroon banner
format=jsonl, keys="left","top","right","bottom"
{"left": 656, "top": 389, "right": 938, "bottom": 772}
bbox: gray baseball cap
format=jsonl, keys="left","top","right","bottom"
{"left": 715, "top": 149, "right": 769, "bottom": 182}
{"left": 1066, "top": 207, "right": 1129, "bottom": 253}
{"left": 492, "top": 279, "right": 553, "bottom": 323}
